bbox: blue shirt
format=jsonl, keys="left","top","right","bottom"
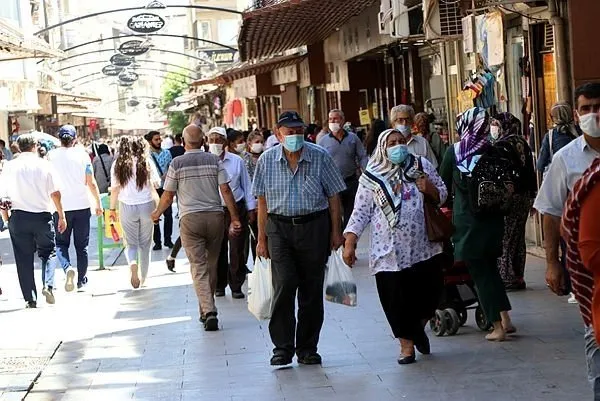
{"left": 317, "top": 130, "right": 368, "bottom": 178}
{"left": 150, "top": 148, "right": 173, "bottom": 188}
{"left": 252, "top": 142, "right": 346, "bottom": 216}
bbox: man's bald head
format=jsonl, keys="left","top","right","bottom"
{"left": 183, "top": 124, "right": 204, "bottom": 149}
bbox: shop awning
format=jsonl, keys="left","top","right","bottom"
{"left": 167, "top": 102, "right": 196, "bottom": 113}
{"left": 37, "top": 88, "right": 102, "bottom": 102}
{"left": 238, "top": 0, "right": 377, "bottom": 61}
{"left": 191, "top": 54, "right": 306, "bottom": 86}
{"left": 0, "top": 18, "right": 64, "bottom": 60}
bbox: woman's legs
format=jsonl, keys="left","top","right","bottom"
{"left": 498, "top": 195, "right": 532, "bottom": 288}
{"left": 137, "top": 201, "right": 155, "bottom": 284}
{"left": 467, "top": 257, "right": 512, "bottom": 341}
{"left": 119, "top": 202, "right": 141, "bottom": 288}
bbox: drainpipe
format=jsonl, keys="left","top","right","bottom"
{"left": 549, "top": 0, "right": 570, "bottom": 102}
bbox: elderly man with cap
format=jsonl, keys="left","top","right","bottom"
{"left": 0, "top": 134, "right": 67, "bottom": 308}
{"left": 152, "top": 124, "right": 242, "bottom": 331}
{"left": 48, "top": 125, "right": 103, "bottom": 292}
{"left": 253, "top": 111, "right": 346, "bottom": 366}
{"left": 206, "top": 126, "right": 256, "bottom": 299}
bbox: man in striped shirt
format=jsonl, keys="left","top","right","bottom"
{"left": 535, "top": 83, "right": 600, "bottom": 396}
{"left": 152, "top": 124, "right": 242, "bottom": 331}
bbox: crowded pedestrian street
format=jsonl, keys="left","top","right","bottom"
{"left": 0, "top": 224, "right": 590, "bottom": 401}
{"left": 2, "top": 0, "right": 600, "bottom": 400}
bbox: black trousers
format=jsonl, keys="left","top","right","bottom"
{"left": 153, "top": 188, "right": 173, "bottom": 246}
{"left": 217, "top": 201, "right": 248, "bottom": 293}
{"left": 267, "top": 211, "right": 331, "bottom": 358}
{"left": 375, "top": 254, "right": 444, "bottom": 341}
{"left": 8, "top": 211, "right": 57, "bottom": 303}
{"left": 340, "top": 176, "right": 359, "bottom": 231}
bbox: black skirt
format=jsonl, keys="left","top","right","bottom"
{"left": 375, "top": 254, "right": 444, "bottom": 341}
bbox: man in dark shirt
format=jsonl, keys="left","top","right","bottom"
{"left": 169, "top": 134, "right": 185, "bottom": 159}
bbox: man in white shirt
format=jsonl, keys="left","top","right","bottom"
{"left": 48, "top": 125, "right": 103, "bottom": 292}
{"left": 0, "top": 134, "right": 67, "bottom": 308}
{"left": 207, "top": 127, "right": 256, "bottom": 299}
{"left": 390, "top": 105, "right": 439, "bottom": 168}
{"left": 534, "top": 82, "right": 600, "bottom": 394}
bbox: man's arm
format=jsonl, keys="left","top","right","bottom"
{"left": 256, "top": 195, "right": 269, "bottom": 258}
{"left": 153, "top": 190, "right": 176, "bottom": 218}
{"left": 85, "top": 166, "right": 103, "bottom": 216}
{"left": 328, "top": 194, "right": 343, "bottom": 249}
{"left": 356, "top": 136, "right": 368, "bottom": 171}
{"left": 220, "top": 183, "right": 240, "bottom": 223}
{"left": 50, "top": 191, "right": 67, "bottom": 233}
{"left": 543, "top": 213, "right": 565, "bottom": 294}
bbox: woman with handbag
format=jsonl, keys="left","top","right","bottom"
{"left": 439, "top": 107, "right": 515, "bottom": 342}
{"left": 342, "top": 128, "right": 448, "bottom": 365}
{"left": 109, "top": 136, "right": 161, "bottom": 289}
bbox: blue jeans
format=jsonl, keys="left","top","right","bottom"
{"left": 585, "top": 326, "right": 600, "bottom": 400}
{"left": 54, "top": 208, "right": 91, "bottom": 285}
{"left": 8, "top": 210, "right": 57, "bottom": 302}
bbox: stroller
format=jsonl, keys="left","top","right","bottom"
{"left": 428, "top": 208, "right": 493, "bottom": 336}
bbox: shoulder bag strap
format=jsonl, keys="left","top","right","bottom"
{"left": 549, "top": 128, "right": 554, "bottom": 159}
{"left": 150, "top": 152, "right": 164, "bottom": 176}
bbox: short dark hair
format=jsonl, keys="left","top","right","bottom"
{"left": 227, "top": 130, "right": 244, "bottom": 143}
{"left": 575, "top": 82, "right": 600, "bottom": 107}
{"left": 0, "top": 139, "right": 5, "bottom": 147}
{"left": 144, "top": 131, "right": 161, "bottom": 142}
{"left": 174, "top": 134, "right": 183, "bottom": 144}
{"left": 60, "top": 135, "right": 74, "bottom": 147}
{"left": 17, "top": 134, "right": 37, "bottom": 152}
{"left": 97, "top": 144, "right": 110, "bottom": 155}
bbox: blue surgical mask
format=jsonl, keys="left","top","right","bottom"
{"left": 395, "top": 124, "right": 411, "bottom": 137}
{"left": 387, "top": 144, "right": 409, "bottom": 165}
{"left": 283, "top": 134, "right": 305, "bottom": 152}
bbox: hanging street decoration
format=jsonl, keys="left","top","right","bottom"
{"left": 126, "top": 13, "right": 166, "bottom": 34}
{"left": 110, "top": 54, "right": 134, "bottom": 67}
{"left": 119, "top": 40, "right": 151, "bottom": 56}
{"left": 102, "top": 65, "right": 123, "bottom": 76}
{"left": 119, "top": 81, "right": 134, "bottom": 87}
{"left": 146, "top": 0, "right": 167, "bottom": 9}
{"left": 127, "top": 98, "right": 140, "bottom": 107}
{"left": 118, "top": 70, "right": 139, "bottom": 83}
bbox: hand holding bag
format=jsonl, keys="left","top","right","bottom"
{"left": 247, "top": 257, "right": 273, "bottom": 320}
{"left": 325, "top": 249, "right": 357, "bottom": 307}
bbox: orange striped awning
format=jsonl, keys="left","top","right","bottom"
{"left": 238, "top": 0, "right": 377, "bottom": 61}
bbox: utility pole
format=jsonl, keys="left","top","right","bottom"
{"left": 549, "top": 0, "right": 570, "bottom": 102}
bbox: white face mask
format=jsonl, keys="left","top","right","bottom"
{"left": 578, "top": 112, "right": 600, "bottom": 138}
{"left": 208, "top": 143, "right": 223, "bottom": 156}
{"left": 234, "top": 143, "right": 246, "bottom": 153}
{"left": 490, "top": 125, "right": 500, "bottom": 140}
{"left": 329, "top": 123, "right": 341, "bottom": 133}
{"left": 250, "top": 143, "right": 264, "bottom": 154}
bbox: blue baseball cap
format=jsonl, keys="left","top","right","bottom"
{"left": 58, "top": 125, "right": 77, "bottom": 139}
{"left": 277, "top": 111, "right": 305, "bottom": 128}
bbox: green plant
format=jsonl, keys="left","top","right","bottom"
{"left": 160, "top": 72, "right": 189, "bottom": 134}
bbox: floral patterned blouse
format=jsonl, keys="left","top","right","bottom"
{"left": 241, "top": 151, "right": 258, "bottom": 182}
{"left": 344, "top": 157, "right": 448, "bottom": 275}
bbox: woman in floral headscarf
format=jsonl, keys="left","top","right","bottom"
{"left": 343, "top": 128, "right": 447, "bottom": 365}
{"left": 492, "top": 113, "right": 537, "bottom": 290}
{"left": 440, "top": 107, "right": 515, "bottom": 342}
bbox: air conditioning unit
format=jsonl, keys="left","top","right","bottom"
{"left": 423, "top": 0, "right": 463, "bottom": 40}
{"left": 391, "top": 1, "right": 410, "bottom": 38}
{"left": 378, "top": 0, "right": 393, "bottom": 34}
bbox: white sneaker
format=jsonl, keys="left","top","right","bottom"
{"left": 65, "top": 267, "right": 76, "bottom": 292}
{"left": 568, "top": 293, "right": 578, "bottom": 304}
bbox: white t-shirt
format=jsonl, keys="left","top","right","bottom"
{"left": 47, "top": 146, "right": 92, "bottom": 211}
{"left": 111, "top": 158, "right": 160, "bottom": 206}
{"left": 0, "top": 152, "right": 60, "bottom": 213}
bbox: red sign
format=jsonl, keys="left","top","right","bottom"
{"left": 89, "top": 119, "right": 98, "bottom": 132}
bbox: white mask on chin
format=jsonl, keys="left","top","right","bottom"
{"left": 329, "top": 123, "right": 341, "bottom": 133}
{"left": 235, "top": 143, "right": 246, "bottom": 153}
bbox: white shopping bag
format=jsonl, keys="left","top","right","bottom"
{"left": 324, "top": 249, "right": 357, "bottom": 307}
{"left": 247, "top": 257, "right": 273, "bottom": 320}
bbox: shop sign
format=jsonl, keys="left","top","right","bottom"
{"left": 298, "top": 59, "right": 311, "bottom": 88}
{"left": 126, "top": 13, "right": 165, "bottom": 34}
{"left": 119, "top": 81, "right": 134, "bottom": 88}
{"left": 233, "top": 76, "right": 257, "bottom": 98}
{"left": 359, "top": 109, "right": 371, "bottom": 126}
{"left": 102, "top": 64, "right": 123, "bottom": 76}
{"left": 197, "top": 49, "right": 237, "bottom": 65}
{"left": 118, "top": 71, "right": 139, "bottom": 83}
{"left": 325, "top": 62, "right": 350, "bottom": 92}
{"left": 119, "top": 40, "right": 150, "bottom": 56}
{"left": 271, "top": 65, "right": 298, "bottom": 86}
{"left": 371, "top": 103, "right": 379, "bottom": 119}
{"left": 110, "top": 54, "right": 134, "bottom": 67}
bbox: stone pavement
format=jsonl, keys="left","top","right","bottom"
{"left": 0, "top": 221, "right": 592, "bottom": 401}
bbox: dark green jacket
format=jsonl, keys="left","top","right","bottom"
{"left": 439, "top": 147, "right": 504, "bottom": 261}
